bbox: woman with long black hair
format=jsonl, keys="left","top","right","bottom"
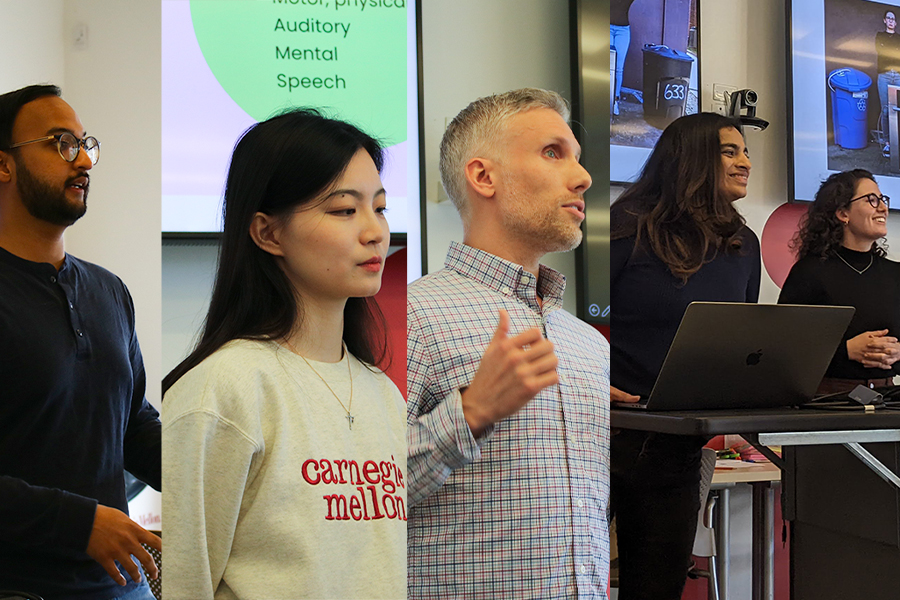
{"left": 161, "top": 109, "right": 405, "bottom": 599}
{"left": 610, "top": 112, "right": 760, "bottom": 599}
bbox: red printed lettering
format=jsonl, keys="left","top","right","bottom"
{"left": 321, "top": 459, "right": 335, "bottom": 484}
{"left": 322, "top": 494, "right": 349, "bottom": 520}
{"left": 367, "top": 485, "right": 385, "bottom": 519}
{"left": 302, "top": 459, "right": 320, "bottom": 484}
{"left": 349, "top": 493, "right": 363, "bottom": 521}
{"left": 335, "top": 459, "right": 348, "bottom": 484}
{"left": 357, "top": 486, "right": 370, "bottom": 520}
{"left": 363, "top": 460, "right": 379, "bottom": 484}
{"left": 347, "top": 460, "right": 362, "bottom": 485}
{"left": 382, "top": 494, "right": 397, "bottom": 519}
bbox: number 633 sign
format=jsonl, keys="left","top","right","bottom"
{"left": 657, "top": 77, "right": 689, "bottom": 107}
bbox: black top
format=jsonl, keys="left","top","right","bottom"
{"left": 0, "top": 247, "right": 161, "bottom": 598}
{"left": 611, "top": 0, "right": 638, "bottom": 26}
{"left": 777, "top": 246, "right": 900, "bottom": 380}
{"left": 876, "top": 31, "right": 900, "bottom": 73}
{"left": 610, "top": 227, "right": 761, "bottom": 397}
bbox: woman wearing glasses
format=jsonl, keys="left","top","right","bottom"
{"left": 779, "top": 169, "right": 900, "bottom": 393}
{"left": 161, "top": 109, "right": 405, "bottom": 599}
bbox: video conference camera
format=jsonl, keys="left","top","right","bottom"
{"left": 728, "top": 88, "right": 769, "bottom": 131}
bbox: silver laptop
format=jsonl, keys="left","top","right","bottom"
{"left": 615, "top": 302, "right": 855, "bottom": 411}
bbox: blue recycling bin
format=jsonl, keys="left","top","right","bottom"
{"left": 828, "top": 68, "right": 872, "bottom": 149}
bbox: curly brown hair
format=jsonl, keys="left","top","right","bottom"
{"left": 792, "top": 169, "right": 887, "bottom": 260}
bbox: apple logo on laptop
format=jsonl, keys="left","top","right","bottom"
{"left": 745, "top": 349, "right": 763, "bottom": 366}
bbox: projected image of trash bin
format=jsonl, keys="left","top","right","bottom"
{"left": 827, "top": 67, "right": 872, "bottom": 150}
{"left": 642, "top": 44, "right": 694, "bottom": 127}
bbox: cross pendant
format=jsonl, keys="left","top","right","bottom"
{"left": 346, "top": 413, "right": 354, "bottom": 430}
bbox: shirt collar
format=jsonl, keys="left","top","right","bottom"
{"left": 444, "top": 241, "right": 566, "bottom": 311}
{"left": 0, "top": 245, "right": 69, "bottom": 276}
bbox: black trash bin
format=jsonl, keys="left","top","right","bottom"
{"left": 642, "top": 44, "right": 694, "bottom": 127}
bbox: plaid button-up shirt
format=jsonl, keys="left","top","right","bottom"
{"left": 407, "top": 242, "right": 610, "bottom": 599}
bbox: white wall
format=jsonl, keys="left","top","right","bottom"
{"left": 2, "top": 1, "right": 162, "bottom": 408}
{"left": 62, "top": 0, "right": 162, "bottom": 408}
{"left": 1, "top": 1, "right": 65, "bottom": 90}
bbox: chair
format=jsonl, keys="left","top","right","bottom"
{"left": 145, "top": 537, "right": 162, "bottom": 600}
{"left": 687, "top": 447, "right": 720, "bottom": 600}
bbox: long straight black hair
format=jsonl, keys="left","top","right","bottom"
{"left": 163, "top": 108, "right": 389, "bottom": 395}
{"left": 611, "top": 112, "right": 747, "bottom": 281}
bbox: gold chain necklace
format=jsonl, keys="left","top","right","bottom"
{"left": 834, "top": 250, "right": 873, "bottom": 275}
{"left": 282, "top": 339, "right": 355, "bottom": 430}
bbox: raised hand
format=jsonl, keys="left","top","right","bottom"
{"left": 461, "top": 310, "right": 559, "bottom": 436}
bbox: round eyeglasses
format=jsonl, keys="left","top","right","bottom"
{"left": 8, "top": 132, "right": 100, "bottom": 165}
{"left": 849, "top": 193, "right": 890, "bottom": 209}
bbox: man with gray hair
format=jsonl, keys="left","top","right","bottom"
{"left": 407, "top": 88, "right": 611, "bottom": 598}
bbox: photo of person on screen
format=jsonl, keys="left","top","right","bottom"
{"left": 609, "top": 0, "right": 697, "bottom": 150}
{"left": 161, "top": 109, "right": 406, "bottom": 600}
{"left": 822, "top": 0, "right": 900, "bottom": 175}
{"left": 876, "top": 9, "right": 900, "bottom": 157}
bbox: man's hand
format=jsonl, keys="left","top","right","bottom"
{"left": 461, "top": 309, "right": 559, "bottom": 436}
{"left": 611, "top": 385, "right": 641, "bottom": 403}
{"left": 85, "top": 504, "right": 161, "bottom": 586}
{"left": 847, "top": 329, "right": 900, "bottom": 369}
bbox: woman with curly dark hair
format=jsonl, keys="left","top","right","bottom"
{"left": 610, "top": 112, "right": 760, "bottom": 599}
{"left": 779, "top": 168, "right": 900, "bottom": 393}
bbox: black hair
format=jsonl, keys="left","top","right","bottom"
{"left": 163, "top": 108, "right": 390, "bottom": 394}
{"left": 792, "top": 169, "right": 886, "bottom": 259}
{"left": 0, "top": 84, "right": 61, "bottom": 149}
{"left": 610, "top": 112, "right": 747, "bottom": 281}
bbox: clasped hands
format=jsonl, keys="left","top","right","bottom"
{"left": 847, "top": 329, "right": 900, "bottom": 370}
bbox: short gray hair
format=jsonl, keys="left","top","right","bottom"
{"left": 438, "top": 88, "right": 570, "bottom": 221}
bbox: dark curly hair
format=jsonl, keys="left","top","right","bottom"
{"left": 611, "top": 112, "right": 747, "bottom": 281}
{"left": 792, "top": 169, "right": 887, "bottom": 260}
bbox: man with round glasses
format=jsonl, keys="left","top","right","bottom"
{"left": 0, "top": 85, "right": 161, "bottom": 599}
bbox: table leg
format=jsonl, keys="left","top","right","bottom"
{"left": 715, "top": 487, "right": 731, "bottom": 600}
{"left": 751, "top": 482, "right": 774, "bottom": 600}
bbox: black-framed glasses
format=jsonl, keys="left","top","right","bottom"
{"left": 849, "top": 193, "right": 890, "bottom": 209}
{"left": 8, "top": 132, "right": 100, "bottom": 165}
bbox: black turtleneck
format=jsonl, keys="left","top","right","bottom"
{"left": 778, "top": 246, "right": 900, "bottom": 379}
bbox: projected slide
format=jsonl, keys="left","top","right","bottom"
{"left": 161, "top": 0, "right": 419, "bottom": 239}
{"left": 790, "top": 0, "right": 900, "bottom": 207}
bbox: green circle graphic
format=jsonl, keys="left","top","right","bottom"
{"left": 190, "top": 0, "right": 407, "bottom": 144}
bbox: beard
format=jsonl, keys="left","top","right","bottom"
{"left": 17, "top": 160, "right": 88, "bottom": 226}
{"left": 501, "top": 180, "right": 583, "bottom": 254}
